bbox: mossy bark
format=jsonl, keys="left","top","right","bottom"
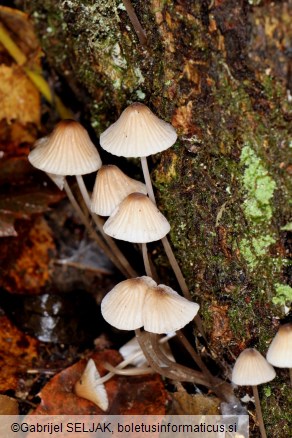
{"left": 20, "top": 0, "right": 291, "bottom": 435}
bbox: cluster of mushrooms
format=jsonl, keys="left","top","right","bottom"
{"left": 28, "top": 103, "right": 291, "bottom": 436}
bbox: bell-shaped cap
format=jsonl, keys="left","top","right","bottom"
{"left": 266, "top": 323, "right": 292, "bottom": 368}
{"left": 232, "top": 348, "right": 276, "bottom": 386}
{"left": 74, "top": 359, "right": 108, "bottom": 411}
{"left": 91, "top": 165, "right": 147, "bottom": 216}
{"left": 101, "top": 276, "right": 156, "bottom": 330}
{"left": 143, "top": 284, "right": 199, "bottom": 334}
{"left": 103, "top": 192, "right": 170, "bottom": 243}
{"left": 100, "top": 102, "right": 177, "bottom": 158}
{"left": 28, "top": 120, "right": 102, "bottom": 175}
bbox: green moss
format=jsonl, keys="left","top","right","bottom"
{"left": 262, "top": 379, "right": 292, "bottom": 437}
{"left": 272, "top": 283, "right": 292, "bottom": 306}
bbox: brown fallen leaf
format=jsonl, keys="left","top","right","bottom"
{"left": 32, "top": 350, "right": 167, "bottom": 415}
{"left": 0, "top": 63, "right": 40, "bottom": 125}
{"left": 0, "top": 6, "right": 39, "bottom": 59}
{"left": 0, "top": 216, "right": 56, "bottom": 294}
{"left": 0, "top": 316, "right": 38, "bottom": 392}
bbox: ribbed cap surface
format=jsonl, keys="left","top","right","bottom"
{"left": 101, "top": 277, "right": 156, "bottom": 330}
{"left": 103, "top": 193, "right": 170, "bottom": 243}
{"left": 100, "top": 103, "right": 177, "bottom": 158}
{"left": 266, "top": 323, "right": 292, "bottom": 368}
{"left": 143, "top": 284, "right": 199, "bottom": 334}
{"left": 74, "top": 359, "right": 108, "bottom": 411}
{"left": 232, "top": 348, "right": 276, "bottom": 386}
{"left": 91, "top": 165, "right": 147, "bottom": 216}
{"left": 28, "top": 120, "right": 102, "bottom": 175}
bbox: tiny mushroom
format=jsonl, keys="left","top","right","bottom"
{"left": 28, "top": 119, "right": 102, "bottom": 176}
{"left": 103, "top": 192, "right": 170, "bottom": 243}
{"left": 74, "top": 359, "right": 108, "bottom": 411}
{"left": 101, "top": 276, "right": 156, "bottom": 330}
{"left": 101, "top": 276, "right": 199, "bottom": 334}
{"left": 232, "top": 348, "right": 276, "bottom": 438}
{"left": 91, "top": 164, "right": 147, "bottom": 216}
{"left": 99, "top": 102, "right": 177, "bottom": 159}
{"left": 266, "top": 322, "right": 292, "bottom": 386}
{"left": 143, "top": 283, "right": 199, "bottom": 334}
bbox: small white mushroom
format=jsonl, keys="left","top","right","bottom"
{"left": 232, "top": 348, "right": 276, "bottom": 438}
{"left": 266, "top": 322, "right": 292, "bottom": 386}
{"left": 103, "top": 192, "right": 170, "bottom": 243}
{"left": 28, "top": 120, "right": 102, "bottom": 176}
{"left": 74, "top": 359, "right": 108, "bottom": 411}
{"left": 91, "top": 164, "right": 147, "bottom": 216}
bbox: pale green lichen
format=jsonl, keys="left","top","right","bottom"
{"left": 272, "top": 284, "right": 292, "bottom": 306}
{"left": 238, "top": 144, "right": 277, "bottom": 269}
{"left": 241, "top": 145, "right": 276, "bottom": 222}
{"left": 281, "top": 222, "right": 292, "bottom": 231}
{"left": 239, "top": 235, "right": 276, "bottom": 267}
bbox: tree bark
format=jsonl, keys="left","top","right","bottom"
{"left": 20, "top": 1, "right": 292, "bottom": 435}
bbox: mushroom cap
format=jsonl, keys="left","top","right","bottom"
{"left": 232, "top": 348, "right": 276, "bottom": 386}
{"left": 100, "top": 102, "right": 177, "bottom": 158}
{"left": 101, "top": 276, "right": 156, "bottom": 330}
{"left": 266, "top": 323, "right": 292, "bottom": 368}
{"left": 103, "top": 192, "right": 170, "bottom": 243}
{"left": 74, "top": 359, "right": 108, "bottom": 411}
{"left": 143, "top": 284, "right": 199, "bottom": 334}
{"left": 28, "top": 120, "right": 102, "bottom": 175}
{"left": 91, "top": 165, "right": 147, "bottom": 216}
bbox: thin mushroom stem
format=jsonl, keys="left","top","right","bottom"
{"left": 103, "top": 362, "right": 153, "bottom": 376}
{"left": 141, "top": 156, "right": 156, "bottom": 204}
{"left": 140, "top": 156, "right": 190, "bottom": 297}
{"left": 135, "top": 329, "right": 236, "bottom": 403}
{"left": 176, "top": 329, "right": 212, "bottom": 378}
{"left": 122, "top": 0, "right": 147, "bottom": 46}
{"left": 63, "top": 179, "right": 127, "bottom": 276}
{"left": 75, "top": 175, "right": 137, "bottom": 278}
{"left": 140, "top": 156, "right": 206, "bottom": 338}
{"left": 161, "top": 236, "right": 191, "bottom": 300}
{"left": 142, "top": 243, "right": 153, "bottom": 277}
{"left": 252, "top": 385, "right": 267, "bottom": 438}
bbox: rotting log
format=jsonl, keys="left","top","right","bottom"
{"left": 18, "top": 1, "right": 292, "bottom": 435}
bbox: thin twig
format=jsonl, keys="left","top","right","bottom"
{"left": 122, "top": 0, "right": 147, "bottom": 46}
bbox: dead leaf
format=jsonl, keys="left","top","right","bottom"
{"left": 0, "top": 64, "right": 40, "bottom": 125}
{"left": 32, "top": 350, "right": 167, "bottom": 415}
{"left": 0, "top": 190, "right": 63, "bottom": 218}
{"left": 0, "top": 316, "right": 38, "bottom": 392}
{"left": 0, "top": 6, "right": 39, "bottom": 59}
{"left": 0, "top": 216, "right": 56, "bottom": 294}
